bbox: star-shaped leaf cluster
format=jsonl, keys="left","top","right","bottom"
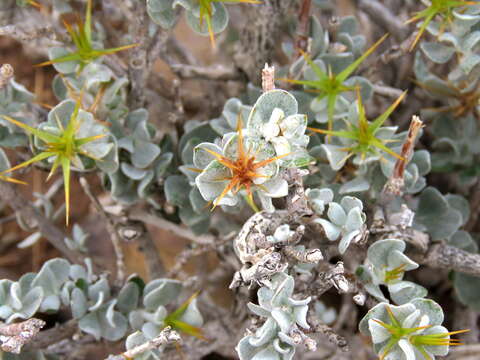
{"left": 309, "top": 90, "right": 407, "bottom": 163}
{"left": 407, "top": 0, "right": 476, "bottom": 51}
{"left": 1, "top": 100, "right": 108, "bottom": 224}
{"left": 35, "top": 0, "right": 137, "bottom": 71}
{"left": 281, "top": 34, "right": 388, "bottom": 131}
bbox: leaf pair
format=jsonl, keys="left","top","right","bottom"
{"left": 198, "top": 0, "right": 262, "bottom": 47}
{"left": 309, "top": 89, "right": 407, "bottom": 162}
{"left": 281, "top": 34, "right": 388, "bottom": 131}
{"left": 1, "top": 100, "right": 107, "bottom": 225}
{"left": 406, "top": 0, "right": 476, "bottom": 51}
{"left": 35, "top": 0, "right": 137, "bottom": 70}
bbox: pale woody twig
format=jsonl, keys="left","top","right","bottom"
{"left": 0, "top": 318, "right": 45, "bottom": 354}
{"left": 0, "top": 64, "right": 13, "bottom": 90}
{"left": 130, "top": 210, "right": 216, "bottom": 246}
{"left": 170, "top": 64, "right": 243, "bottom": 81}
{"left": 107, "top": 327, "right": 181, "bottom": 360}
{"left": 262, "top": 63, "right": 275, "bottom": 92}
{"left": 383, "top": 115, "right": 423, "bottom": 196}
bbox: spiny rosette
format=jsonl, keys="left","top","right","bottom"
{"left": 36, "top": 0, "right": 137, "bottom": 74}
{"left": 312, "top": 90, "right": 407, "bottom": 171}
{"left": 1, "top": 99, "right": 114, "bottom": 224}
{"left": 359, "top": 298, "right": 469, "bottom": 360}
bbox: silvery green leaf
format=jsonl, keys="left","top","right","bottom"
{"left": 389, "top": 281, "right": 428, "bottom": 305}
{"left": 415, "top": 187, "right": 463, "bottom": 240}
{"left": 339, "top": 176, "right": 370, "bottom": 193}
{"left": 121, "top": 163, "right": 148, "bottom": 180}
{"left": 71, "top": 288, "right": 88, "bottom": 319}
{"left": 129, "top": 310, "right": 145, "bottom": 330}
{"left": 155, "top": 152, "right": 173, "bottom": 179}
{"left": 179, "top": 298, "right": 203, "bottom": 327}
{"left": 260, "top": 177, "right": 288, "bottom": 198}
{"left": 164, "top": 175, "right": 191, "bottom": 207}
{"left": 237, "top": 336, "right": 259, "bottom": 360}
{"left": 48, "top": 47, "right": 78, "bottom": 74}
{"left": 314, "top": 219, "right": 341, "bottom": 241}
{"left": 186, "top": 2, "right": 228, "bottom": 35}
{"left": 126, "top": 330, "right": 148, "bottom": 350}
{"left": 32, "top": 258, "right": 70, "bottom": 296}
{"left": 117, "top": 282, "right": 140, "bottom": 314}
{"left": 39, "top": 294, "right": 60, "bottom": 313}
{"left": 88, "top": 278, "right": 110, "bottom": 305}
{"left": 367, "top": 239, "right": 406, "bottom": 269}
{"left": 412, "top": 150, "right": 431, "bottom": 176}
{"left": 345, "top": 207, "right": 364, "bottom": 231}
{"left": 247, "top": 303, "right": 271, "bottom": 318}
{"left": 147, "top": 0, "right": 176, "bottom": 28}
{"left": 338, "top": 230, "right": 359, "bottom": 254}
{"left": 271, "top": 308, "right": 293, "bottom": 333}
{"left": 448, "top": 230, "right": 478, "bottom": 253}
{"left": 132, "top": 142, "right": 161, "bottom": 169}
{"left": 410, "top": 298, "right": 444, "bottom": 326}
{"left": 195, "top": 160, "right": 236, "bottom": 205}
{"left": 17, "top": 232, "right": 42, "bottom": 249}
{"left": 327, "top": 202, "right": 347, "bottom": 226}
{"left": 420, "top": 42, "right": 455, "bottom": 64}
{"left": 248, "top": 90, "right": 298, "bottom": 135}
{"left": 293, "top": 305, "right": 309, "bottom": 329}
{"left": 321, "top": 144, "right": 348, "bottom": 170}
{"left": 179, "top": 205, "right": 211, "bottom": 235}
{"left": 454, "top": 272, "right": 480, "bottom": 311}
{"left": 445, "top": 193, "right": 470, "bottom": 226}
{"left": 251, "top": 346, "right": 280, "bottom": 360}
{"left": 79, "top": 307, "right": 128, "bottom": 341}
{"left": 193, "top": 142, "right": 223, "bottom": 169}
{"left": 143, "top": 279, "right": 182, "bottom": 309}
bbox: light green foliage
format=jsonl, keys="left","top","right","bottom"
{"left": 0, "top": 258, "right": 203, "bottom": 359}
{"left": 104, "top": 108, "right": 173, "bottom": 206}
{"left": 414, "top": 187, "right": 469, "bottom": 241}
{"left": 308, "top": 189, "right": 367, "bottom": 254}
{"left": 360, "top": 298, "right": 466, "bottom": 360}
{"left": 237, "top": 273, "right": 311, "bottom": 360}
{"left": 126, "top": 280, "right": 203, "bottom": 359}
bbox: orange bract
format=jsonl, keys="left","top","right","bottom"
{"left": 201, "top": 118, "right": 289, "bottom": 209}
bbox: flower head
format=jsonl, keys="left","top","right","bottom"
{"left": 194, "top": 117, "right": 289, "bottom": 211}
